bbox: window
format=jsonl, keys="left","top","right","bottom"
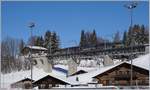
{"left": 119, "top": 71, "right": 122, "bottom": 75}
{"left": 106, "top": 80, "right": 109, "bottom": 85}
{"left": 49, "top": 84, "right": 52, "bottom": 88}
{"left": 109, "top": 80, "right": 112, "bottom": 85}
{"left": 127, "top": 71, "right": 130, "bottom": 75}
{"left": 115, "top": 81, "right": 118, "bottom": 85}
{"left": 32, "top": 60, "right": 37, "bottom": 65}
{"left": 40, "top": 59, "right": 44, "bottom": 64}
{"left": 40, "top": 84, "right": 45, "bottom": 89}
{"left": 115, "top": 71, "right": 118, "bottom": 74}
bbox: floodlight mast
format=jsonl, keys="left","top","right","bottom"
{"left": 124, "top": 2, "right": 138, "bottom": 86}
{"left": 28, "top": 22, "right": 35, "bottom": 88}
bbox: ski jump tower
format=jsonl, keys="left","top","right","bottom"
{"left": 20, "top": 46, "right": 52, "bottom": 73}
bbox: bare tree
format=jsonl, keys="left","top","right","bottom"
{"left": 1, "top": 37, "right": 23, "bottom": 73}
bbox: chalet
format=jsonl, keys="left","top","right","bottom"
{"left": 11, "top": 78, "right": 34, "bottom": 89}
{"left": 92, "top": 54, "right": 150, "bottom": 86}
{"left": 33, "top": 75, "right": 70, "bottom": 89}
{"left": 21, "top": 46, "right": 48, "bottom": 55}
{"left": 93, "top": 62, "right": 149, "bottom": 86}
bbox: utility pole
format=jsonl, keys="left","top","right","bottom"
{"left": 28, "top": 22, "right": 35, "bottom": 88}
{"left": 124, "top": 1, "right": 138, "bottom": 86}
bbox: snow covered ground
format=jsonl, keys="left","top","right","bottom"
{"left": 1, "top": 53, "right": 149, "bottom": 89}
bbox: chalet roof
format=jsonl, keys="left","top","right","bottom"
{"left": 70, "top": 70, "right": 87, "bottom": 76}
{"left": 33, "top": 74, "right": 69, "bottom": 85}
{"left": 11, "top": 78, "right": 34, "bottom": 85}
{"left": 129, "top": 53, "right": 150, "bottom": 70}
{"left": 92, "top": 53, "right": 150, "bottom": 78}
{"left": 93, "top": 62, "right": 149, "bottom": 78}
{"left": 25, "top": 46, "right": 48, "bottom": 51}
{"left": 6, "top": 66, "right": 68, "bottom": 87}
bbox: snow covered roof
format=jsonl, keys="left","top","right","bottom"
{"left": 33, "top": 74, "right": 70, "bottom": 85}
{"left": 26, "top": 46, "right": 48, "bottom": 50}
{"left": 130, "top": 53, "right": 150, "bottom": 70}
{"left": 91, "top": 54, "right": 150, "bottom": 78}
{"left": 11, "top": 78, "right": 34, "bottom": 85}
{"left": 70, "top": 70, "right": 87, "bottom": 76}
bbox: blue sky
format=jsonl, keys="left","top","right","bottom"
{"left": 2, "top": 1, "right": 149, "bottom": 48}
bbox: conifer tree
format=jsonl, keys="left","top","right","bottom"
{"left": 122, "top": 31, "right": 128, "bottom": 47}
{"left": 91, "top": 29, "right": 97, "bottom": 46}
{"left": 79, "top": 30, "right": 86, "bottom": 47}
{"left": 40, "top": 36, "right": 44, "bottom": 46}
{"left": 126, "top": 26, "right": 133, "bottom": 46}
{"left": 44, "top": 31, "right": 52, "bottom": 53}
{"left": 34, "top": 36, "right": 40, "bottom": 46}
{"left": 51, "top": 32, "right": 59, "bottom": 54}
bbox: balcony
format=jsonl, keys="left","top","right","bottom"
{"left": 114, "top": 73, "right": 137, "bottom": 80}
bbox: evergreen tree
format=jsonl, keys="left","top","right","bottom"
{"left": 44, "top": 30, "right": 60, "bottom": 54}
{"left": 79, "top": 30, "right": 100, "bottom": 47}
{"left": 126, "top": 26, "right": 133, "bottom": 46}
{"left": 85, "top": 31, "right": 92, "bottom": 46}
{"left": 34, "top": 36, "right": 44, "bottom": 46}
{"left": 144, "top": 27, "right": 149, "bottom": 44}
{"left": 44, "top": 31, "right": 52, "bottom": 54}
{"left": 122, "top": 31, "right": 128, "bottom": 47}
{"left": 51, "top": 32, "right": 59, "bottom": 54}
{"left": 91, "top": 29, "right": 97, "bottom": 46}
{"left": 126, "top": 24, "right": 149, "bottom": 46}
{"left": 40, "top": 36, "right": 44, "bottom": 46}
{"left": 79, "top": 30, "right": 86, "bottom": 47}
{"left": 141, "top": 25, "right": 149, "bottom": 44}
{"left": 133, "top": 24, "right": 141, "bottom": 45}
{"left": 34, "top": 36, "right": 41, "bottom": 46}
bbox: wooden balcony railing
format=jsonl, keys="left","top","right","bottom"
{"left": 114, "top": 73, "right": 137, "bottom": 80}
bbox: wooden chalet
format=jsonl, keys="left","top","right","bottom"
{"left": 33, "top": 75, "right": 69, "bottom": 89}
{"left": 11, "top": 78, "right": 34, "bottom": 89}
{"left": 93, "top": 62, "right": 149, "bottom": 86}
